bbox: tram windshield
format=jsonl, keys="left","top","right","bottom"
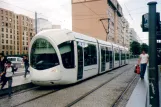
{"left": 30, "top": 38, "right": 59, "bottom": 70}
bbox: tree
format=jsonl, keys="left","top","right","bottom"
{"left": 141, "top": 43, "right": 148, "bottom": 53}
{"left": 130, "top": 41, "right": 141, "bottom": 55}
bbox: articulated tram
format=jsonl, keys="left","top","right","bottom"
{"left": 29, "top": 29, "right": 129, "bottom": 86}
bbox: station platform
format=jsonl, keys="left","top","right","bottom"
{"left": 126, "top": 68, "right": 149, "bottom": 107}
{"left": 0, "top": 74, "right": 33, "bottom": 96}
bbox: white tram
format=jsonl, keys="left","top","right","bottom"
{"left": 29, "top": 29, "right": 129, "bottom": 86}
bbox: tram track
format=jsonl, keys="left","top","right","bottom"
{"left": 111, "top": 74, "right": 137, "bottom": 107}
{"left": 0, "top": 64, "right": 134, "bottom": 107}
{"left": 65, "top": 65, "right": 135, "bottom": 107}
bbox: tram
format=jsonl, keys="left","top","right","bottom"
{"left": 29, "top": 29, "right": 129, "bottom": 86}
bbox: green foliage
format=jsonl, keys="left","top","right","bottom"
{"left": 130, "top": 41, "right": 149, "bottom": 55}
{"left": 130, "top": 41, "right": 141, "bottom": 55}
{"left": 141, "top": 43, "right": 148, "bottom": 53}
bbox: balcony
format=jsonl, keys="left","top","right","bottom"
{"left": 108, "top": 0, "right": 123, "bottom": 17}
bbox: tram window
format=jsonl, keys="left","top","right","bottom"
{"left": 84, "top": 43, "right": 97, "bottom": 66}
{"left": 58, "top": 41, "right": 75, "bottom": 68}
{"left": 30, "top": 38, "right": 59, "bottom": 70}
{"left": 101, "top": 46, "right": 106, "bottom": 63}
{"left": 115, "top": 49, "right": 119, "bottom": 61}
{"left": 106, "top": 47, "right": 110, "bottom": 62}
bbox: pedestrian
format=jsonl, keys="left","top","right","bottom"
{"left": 138, "top": 50, "right": 149, "bottom": 79}
{"left": 23, "top": 55, "right": 30, "bottom": 78}
{"left": 0, "top": 61, "right": 15, "bottom": 97}
{"left": 0, "top": 53, "right": 8, "bottom": 84}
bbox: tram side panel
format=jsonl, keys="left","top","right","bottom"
{"left": 76, "top": 40, "right": 98, "bottom": 81}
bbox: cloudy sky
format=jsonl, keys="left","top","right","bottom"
{"left": 1, "top": 0, "right": 161, "bottom": 44}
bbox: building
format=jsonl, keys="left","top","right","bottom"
{"left": 72, "top": 0, "right": 131, "bottom": 47}
{"left": 37, "top": 18, "right": 52, "bottom": 33}
{"left": 129, "top": 28, "right": 140, "bottom": 43}
{"left": 72, "top": 0, "right": 109, "bottom": 41}
{"left": 123, "top": 18, "right": 130, "bottom": 48}
{"left": 0, "top": 8, "right": 35, "bottom": 55}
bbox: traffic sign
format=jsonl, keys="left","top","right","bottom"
{"left": 142, "top": 13, "right": 160, "bottom": 32}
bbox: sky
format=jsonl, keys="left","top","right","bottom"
{"left": 0, "top": 0, "right": 161, "bottom": 44}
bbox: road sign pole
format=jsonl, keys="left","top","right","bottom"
{"left": 148, "top": 2, "right": 160, "bottom": 107}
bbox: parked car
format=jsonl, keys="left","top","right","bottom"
{"left": 7, "top": 57, "right": 24, "bottom": 68}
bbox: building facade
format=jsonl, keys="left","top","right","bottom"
{"left": 129, "top": 28, "right": 140, "bottom": 43}
{"left": 72, "top": 0, "right": 109, "bottom": 41}
{"left": 37, "top": 18, "right": 52, "bottom": 33}
{"left": 72, "top": 0, "right": 131, "bottom": 47}
{"left": 0, "top": 8, "right": 35, "bottom": 55}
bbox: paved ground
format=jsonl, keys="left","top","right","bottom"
{"left": 0, "top": 60, "right": 138, "bottom": 107}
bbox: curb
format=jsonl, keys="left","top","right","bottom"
{"left": 0, "top": 82, "right": 35, "bottom": 96}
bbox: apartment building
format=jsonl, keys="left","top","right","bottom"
{"left": 129, "top": 28, "right": 140, "bottom": 43}
{"left": 72, "top": 0, "right": 109, "bottom": 40}
{"left": 0, "top": 8, "right": 35, "bottom": 55}
{"left": 72, "top": 0, "right": 131, "bottom": 47}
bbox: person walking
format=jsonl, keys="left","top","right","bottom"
{"left": 138, "top": 50, "right": 149, "bottom": 79}
{"left": 0, "top": 61, "right": 15, "bottom": 97}
{"left": 0, "top": 53, "right": 8, "bottom": 84}
{"left": 23, "top": 55, "right": 30, "bottom": 78}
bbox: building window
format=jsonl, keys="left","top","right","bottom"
{"left": 10, "top": 40, "right": 12, "bottom": 44}
{"left": 2, "top": 39, "right": 4, "bottom": 43}
{"left": 2, "top": 28, "right": 4, "bottom": 32}
{"left": 2, "top": 34, "right": 4, "bottom": 38}
{"left": 6, "top": 11, "right": 8, "bottom": 15}
{"left": 6, "top": 51, "right": 8, "bottom": 55}
{"left": 23, "top": 42, "right": 24, "bottom": 45}
{"left": 9, "top": 23, "right": 11, "bottom": 27}
{"left": 6, "top": 28, "right": 8, "bottom": 32}
{"left": 6, "top": 17, "right": 8, "bottom": 21}
{"left": 1, "top": 16, "right": 3, "bottom": 20}
{"left": 6, "top": 23, "right": 8, "bottom": 27}
{"left": 2, "top": 45, "right": 5, "bottom": 49}
{"left": 10, "top": 46, "right": 12, "bottom": 49}
{"left": 6, "top": 40, "right": 8, "bottom": 44}
{"left": 2, "top": 22, "right": 4, "bottom": 26}
{"left": 6, "top": 34, "right": 8, "bottom": 38}
{"left": 1, "top": 10, "right": 3, "bottom": 14}
{"left": 17, "top": 31, "right": 19, "bottom": 35}
{"left": 9, "top": 18, "right": 12, "bottom": 22}
{"left": 10, "top": 35, "right": 12, "bottom": 39}
{"left": 10, "top": 29, "right": 12, "bottom": 33}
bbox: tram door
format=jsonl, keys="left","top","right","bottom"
{"left": 109, "top": 50, "right": 113, "bottom": 69}
{"left": 101, "top": 46, "right": 106, "bottom": 72}
{"left": 77, "top": 42, "right": 83, "bottom": 80}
